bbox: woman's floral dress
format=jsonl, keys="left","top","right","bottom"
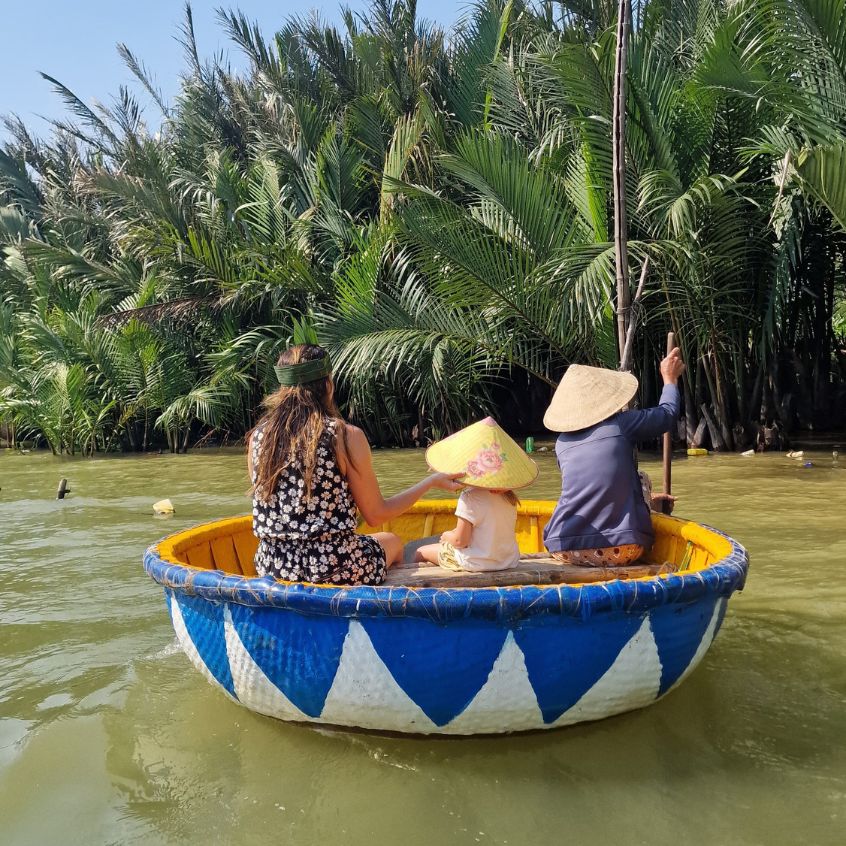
{"left": 251, "top": 419, "right": 387, "bottom": 585}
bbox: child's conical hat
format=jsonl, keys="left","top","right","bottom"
{"left": 543, "top": 364, "right": 638, "bottom": 432}
{"left": 426, "top": 417, "right": 538, "bottom": 490}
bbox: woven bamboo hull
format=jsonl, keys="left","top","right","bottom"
{"left": 143, "top": 502, "right": 748, "bottom": 735}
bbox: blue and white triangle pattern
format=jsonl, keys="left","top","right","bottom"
{"left": 170, "top": 592, "right": 728, "bottom": 734}
{"left": 168, "top": 590, "right": 237, "bottom": 698}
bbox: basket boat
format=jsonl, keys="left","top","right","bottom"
{"left": 143, "top": 501, "right": 748, "bottom": 735}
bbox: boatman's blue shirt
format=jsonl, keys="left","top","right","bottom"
{"left": 543, "top": 383, "right": 681, "bottom": 552}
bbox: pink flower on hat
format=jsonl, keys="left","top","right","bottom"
{"left": 476, "top": 447, "right": 505, "bottom": 473}
{"left": 466, "top": 459, "right": 483, "bottom": 478}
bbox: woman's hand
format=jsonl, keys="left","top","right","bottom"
{"left": 440, "top": 529, "right": 458, "bottom": 545}
{"left": 428, "top": 472, "right": 465, "bottom": 492}
{"left": 660, "top": 347, "right": 686, "bottom": 384}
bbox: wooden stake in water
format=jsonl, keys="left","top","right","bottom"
{"left": 662, "top": 332, "right": 676, "bottom": 514}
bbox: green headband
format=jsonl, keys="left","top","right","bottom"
{"left": 274, "top": 356, "right": 332, "bottom": 386}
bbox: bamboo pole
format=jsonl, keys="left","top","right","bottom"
{"left": 662, "top": 331, "right": 676, "bottom": 512}
{"left": 620, "top": 256, "right": 649, "bottom": 373}
{"left": 613, "top": 0, "right": 631, "bottom": 363}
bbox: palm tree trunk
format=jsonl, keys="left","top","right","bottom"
{"left": 682, "top": 374, "right": 697, "bottom": 446}
{"left": 700, "top": 352, "right": 728, "bottom": 450}
{"left": 711, "top": 349, "right": 734, "bottom": 449}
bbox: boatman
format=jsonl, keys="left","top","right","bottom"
{"left": 542, "top": 348, "right": 685, "bottom": 567}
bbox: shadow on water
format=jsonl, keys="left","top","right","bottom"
{"left": 0, "top": 447, "right": 845, "bottom": 845}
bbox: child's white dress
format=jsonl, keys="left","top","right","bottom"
{"left": 440, "top": 488, "right": 520, "bottom": 571}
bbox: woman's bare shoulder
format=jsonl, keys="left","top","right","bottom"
{"left": 332, "top": 421, "right": 368, "bottom": 474}
{"left": 344, "top": 423, "right": 365, "bottom": 437}
{"left": 350, "top": 424, "right": 375, "bottom": 456}
{"left": 338, "top": 423, "right": 368, "bottom": 446}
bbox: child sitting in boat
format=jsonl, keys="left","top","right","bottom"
{"left": 414, "top": 418, "right": 538, "bottom": 571}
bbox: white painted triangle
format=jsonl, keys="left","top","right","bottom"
{"left": 320, "top": 621, "right": 437, "bottom": 734}
{"left": 169, "top": 594, "right": 229, "bottom": 693}
{"left": 443, "top": 631, "right": 545, "bottom": 735}
{"left": 552, "top": 616, "right": 662, "bottom": 728}
{"left": 222, "top": 606, "right": 311, "bottom": 723}
{"left": 663, "top": 597, "right": 728, "bottom": 695}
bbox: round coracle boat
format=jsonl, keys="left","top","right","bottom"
{"left": 143, "top": 501, "right": 749, "bottom": 735}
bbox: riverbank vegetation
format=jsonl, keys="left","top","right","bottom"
{"left": 1, "top": 0, "right": 845, "bottom": 454}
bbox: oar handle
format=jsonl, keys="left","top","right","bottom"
{"left": 661, "top": 332, "right": 676, "bottom": 512}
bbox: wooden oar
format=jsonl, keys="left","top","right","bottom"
{"left": 661, "top": 331, "right": 676, "bottom": 514}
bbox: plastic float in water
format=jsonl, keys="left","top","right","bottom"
{"left": 143, "top": 501, "right": 749, "bottom": 735}
{"left": 153, "top": 498, "right": 175, "bottom": 515}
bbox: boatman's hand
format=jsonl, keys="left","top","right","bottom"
{"left": 428, "top": 472, "right": 465, "bottom": 492}
{"left": 660, "top": 347, "right": 686, "bottom": 385}
{"left": 650, "top": 493, "right": 677, "bottom": 514}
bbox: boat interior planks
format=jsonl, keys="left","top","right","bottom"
{"left": 383, "top": 560, "right": 675, "bottom": 588}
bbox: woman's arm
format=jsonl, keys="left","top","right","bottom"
{"left": 340, "top": 425, "right": 462, "bottom": 525}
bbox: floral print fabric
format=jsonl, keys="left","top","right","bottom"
{"left": 251, "top": 419, "right": 387, "bottom": 585}
{"left": 436, "top": 542, "right": 462, "bottom": 571}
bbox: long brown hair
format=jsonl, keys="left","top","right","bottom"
{"left": 484, "top": 489, "right": 520, "bottom": 506}
{"left": 500, "top": 490, "right": 520, "bottom": 507}
{"left": 251, "top": 344, "right": 344, "bottom": 501}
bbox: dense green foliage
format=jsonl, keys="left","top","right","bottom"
{"left": 1, "top": 0, "right": 845, "bottom": 454}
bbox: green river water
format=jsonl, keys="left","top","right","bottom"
{"left": 1, "top": 446, "right": 845, "bottom": 846}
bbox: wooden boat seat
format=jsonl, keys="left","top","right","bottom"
{"left": 386, "top": 536, "right": 675, "bottom": 587}
{"left": 383, "top": 558, "right": 674, "bottom": 588}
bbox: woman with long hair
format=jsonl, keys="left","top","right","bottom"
{"left": 248, "top": 344, "right": 462, "bottom": 585}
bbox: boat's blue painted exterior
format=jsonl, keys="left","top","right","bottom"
{"left": 144, "top": 518, "right": 748, "bottom": 735}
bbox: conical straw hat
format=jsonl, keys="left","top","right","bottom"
{"left": 543, "top": 364, "right": 638, "bottom": 432}
{"left": 426, "top": 417, "right": 538, "bottom": 490}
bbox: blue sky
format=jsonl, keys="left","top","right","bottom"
{"left": 1, "top": 1, "right": 463, "bottom": 140}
